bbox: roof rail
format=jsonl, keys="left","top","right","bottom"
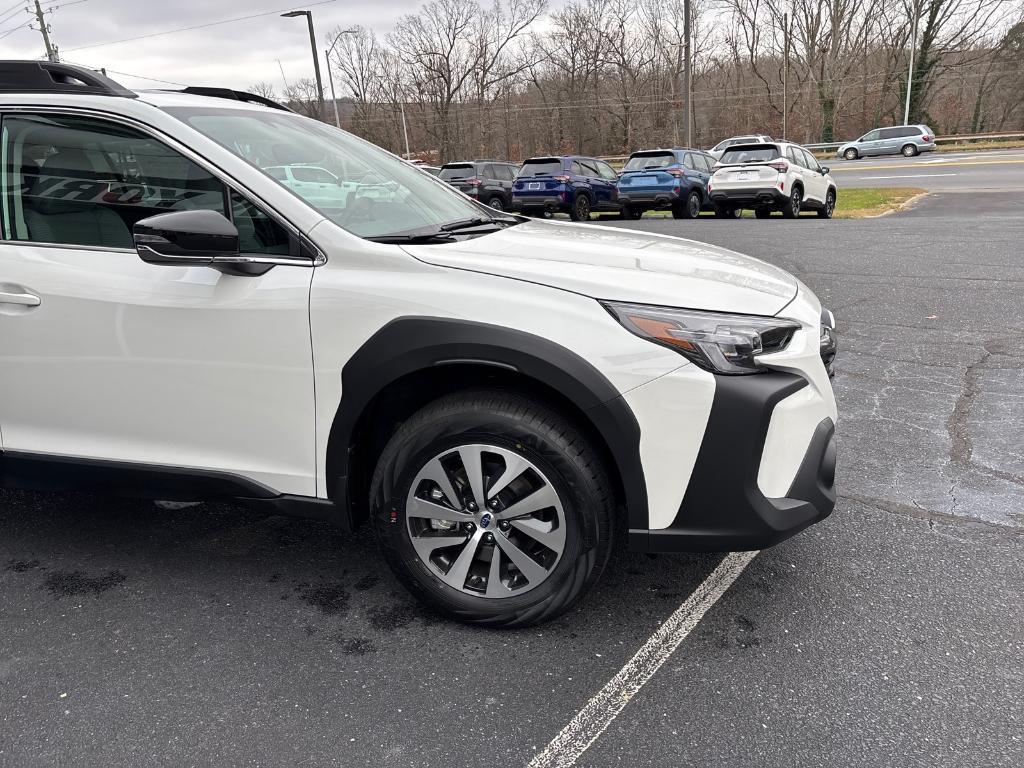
{"left": 178, "top": 87, "right": 293, "bottom": 112}
{"left": 0, "top": 60, "right": 136, "bottom": 98}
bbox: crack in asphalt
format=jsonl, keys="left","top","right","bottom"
{"left": 841, "top": 492, "right": 1024, "bottom": 538}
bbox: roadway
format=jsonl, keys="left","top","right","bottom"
{"left": 1, "top": 191, "right": 1022, "bottom": 767}
{"left": 826, "top": 147, "right": 1024, "bottom": 191}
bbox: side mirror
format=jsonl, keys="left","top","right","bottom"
{"left": 134, "top": 210, "right": 239, "bottom": 266}
{"left": 820, "top": 167, "right": 830, "bottom": 175}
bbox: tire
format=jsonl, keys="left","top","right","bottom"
{"left": 781, "top": 186, "right": 802, "bottom": 218}
{"left": 369, "top": 389, "right": 615, "bottom": 628}
{"left": 486, "top": 196, "right": 505, "bottom": 212}
{"left": 817, "top": 188, "right": 836, "bottom": 219}
{"left": 620, "top": 203, "right": 640, "bottom": 220}
{"left": 714, "top": 204, "right": 741, "bottom": 219}
{"left": 569, "top": 194, "right": 591, "bottom": 221}
{"left": 754, "top": 207, "right": 772, "bottom": 219}
{"left": 901, "top": 143, "right": 919, "bottom": 157}
{"left": 843, "top": 148, "right": 858, "bottom": 160}
{"left": 673, "top": 190, "right": 701, "bottom": 219}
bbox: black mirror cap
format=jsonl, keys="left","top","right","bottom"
{"left": 820, "top": 166, "right": 830, "bottom": 175}
{"left": 134, "top": 209, "right": 239, "bottom": 263}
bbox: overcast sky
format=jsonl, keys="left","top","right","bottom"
{"left": 0, "top": 0, "right": 450, "bottom": 94}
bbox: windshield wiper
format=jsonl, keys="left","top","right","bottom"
{"left": 441, "top": 215, "right": 518, "bottom": 232}
{"left": 365, "top": 231, "right": 457, "bottom": 244}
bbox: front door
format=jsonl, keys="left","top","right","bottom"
{"left": 0, "top": 111, "right": 317, "bottom": 496}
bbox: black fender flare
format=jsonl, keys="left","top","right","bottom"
{"left": 325, "top": 317, "right": 648, "bottom": 530}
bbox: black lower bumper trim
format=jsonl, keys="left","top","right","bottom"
{"left": 629, "top": 372, "right": 836, "bottom": 553}
{"left": 711, "top": 190, "right": 786, "bottom": 207}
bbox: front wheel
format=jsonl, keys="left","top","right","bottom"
{"left": 370, "top": 390, "right": 614, "bottom": 627}
{"left": 901, "top": 143, "right": 919, "bottom": 157}
{"left": 569, "top": 194, "right": 591, "bottom": 221}
{"left": 817, "top": 189, "right": 836, "bottom": 219}
{"left": 843, "top": 148, "right": 858, "bottom": 160}
{"left": 781, "top": 187, "right": 802, "bottom": 218}
{"left": 487, "top": 196, "right": 506, "bottom": 211}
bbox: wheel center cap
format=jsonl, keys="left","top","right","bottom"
{"left": 478, "top": 513, "right": 492, "bottom": 529}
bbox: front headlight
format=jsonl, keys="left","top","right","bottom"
{"left": 603, "top": 301, "right": 801, "bottom": 375}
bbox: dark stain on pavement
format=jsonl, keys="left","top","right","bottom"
{"left": 297, "top": 583, "right": 350, "bottom": 616}
{"left": 44, "top": 569, "right": 126, "bottom": 597}
{"left": 5, "top": 559, "right": 41, "bottom": 573}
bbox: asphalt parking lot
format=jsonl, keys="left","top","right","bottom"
{"left": 2, "top": 191, "right": 1022, "bottom": 767}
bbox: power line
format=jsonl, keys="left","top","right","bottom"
{"left": 63, "top": 0, "right": 339, "bottom": 53}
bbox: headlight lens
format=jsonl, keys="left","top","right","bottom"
{"left": 603, "top": 301, "right": 801, "bottom": 375}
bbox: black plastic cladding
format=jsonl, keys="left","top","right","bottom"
{"left": 326, "top": 317, "right": 649, "bottom": 531}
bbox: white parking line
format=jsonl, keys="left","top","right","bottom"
{"left": 860, "top": 173, "right": 958, "bottom": 180}
{"left": 527, "top": 551, "right": 758, "bottom": 768}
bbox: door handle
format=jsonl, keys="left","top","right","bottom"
{"left": 0, "top": 289, "right": 41, "bottom": 307}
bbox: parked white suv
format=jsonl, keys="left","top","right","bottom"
{"left": 709, "top": 142, "right": 838, "bottom": 219}
{"left": 708, "top": 134, "right": 773, "bottom": 160}
{"left": 0, "top": 62, "right": 838, "bottom": 626}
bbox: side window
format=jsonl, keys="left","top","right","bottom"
{"left": 2, "top": 113, "right": 225, "bottom": 249}
{"left": 484, "top": 164, "right": 499, "bottom": 180}
{"left": 570, "top": 160, "right": 585, "bottom": 176}
{"left": 580, "top": 160, "right": 600, "bottom": 178}
{"left": 801, "top": 149, "right": 820, "bottom": 171}
{"left": 861, "top": 130, "right": 881, "bottom": 142}
{"left": 595, "top": 161, "right": 618, "bottom": 181}
{"left": 878, "top": 128, "right": 899, "bottom": 140}
{"left": 682, "top": 154, "right": 697, "bottom": 171}
{"left": 697, "top": 154, "right": 714, "bottom": 172}
{"left": 786, "top": 146, "right": 805, "bottom": 167}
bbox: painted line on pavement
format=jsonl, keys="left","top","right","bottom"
{"left": 831, "top": 158, "right": 1024, "bottom": 173}
{"left": 860, "top": 173, "right": 958, "bottom": 180}
{"left": 527, "top": 551, "right": 758, "bottom": 768}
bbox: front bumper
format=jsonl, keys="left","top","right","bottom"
{"left": 629, "top": 372, "right": 836, "bottom": 552}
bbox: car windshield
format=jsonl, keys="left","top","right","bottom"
{"left": 623, "top": 152, "right": 675, "bottom": 171}
{"left": 439, "top": 164, "right": 476, "bottom": 181}
{"left": 519, "top": 159, "right": 563, "bottom": 177}
{"left": 165, "top": 107, "right": 492, "bottom": 240}
{"left": 719, "top": 146, "right": 781, "bottom": 164}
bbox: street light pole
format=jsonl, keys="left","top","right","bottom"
{"left": 282, "top": 10, "right": 324, "bottom": 120}
{"left": 683, "top": 0, "right": 692, "bottom": 148}
{"left": 324, "top": 28, "right": 357, "bottom": 129}
{"left": 903, "top": 6, "right": 919, "bottom": 126}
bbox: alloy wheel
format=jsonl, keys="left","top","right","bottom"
{"left": 488, "top": 197, "right": 505, "bottom": 211}
{"left": 405, "top": 444, "right": 567, "bottom": 598}
{"left": 688, "top": 192, "right": 700, "bottom": 218}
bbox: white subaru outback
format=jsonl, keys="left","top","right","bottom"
{"left": 0, "top": 62, "right": 838, "bottom": 626}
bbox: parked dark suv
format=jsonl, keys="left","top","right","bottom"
{"left": 438, "top": 160, "right": 520, "bottom": 211}
{"left": 513, "top": 155, "right": 621, "bottom": 221}
{"left": 616, "top": 148, "right": 717, "bottom": 219}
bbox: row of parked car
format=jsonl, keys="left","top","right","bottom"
{"left": 424, "top": 138, "right": 837, "bottom": 221}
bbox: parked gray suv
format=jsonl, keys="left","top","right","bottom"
{"left": 837, "top": 125, "right": 935, "bottom": 160}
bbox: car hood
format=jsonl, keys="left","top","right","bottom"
{"left": 403, "top": 220, "right": 798, "bottom": 316}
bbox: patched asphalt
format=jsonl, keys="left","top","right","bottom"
{"left": 2, "top": 192, "right": 1022, "bottom": 767}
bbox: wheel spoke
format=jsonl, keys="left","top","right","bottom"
{"left": 457, "top": 446, "right": 487, "bottom": 508}
{"left": 443, "top": 530, "right": 483, "bottom": 589}
{"left": 410, "top": 533, "right": 468, "bottom": 562}
{"left": 486, "top": 453, "right": 531, "bottom": 500}
{"left": 495, "top": 484, "right": 559, "bottom": 520}
{"left": 418, "top": 457, "right": 462, "bottom": 509}
{"left": 406, "top": 496, "right": 463, "bottom": 522}
{"left": 485, "top": 546, "right": 512, "bottom": 597}
{"left": 511, "top": 517, "right": 565, "bottom": 555}
{"left": 494, "top": 531, "right": 548, "bottom": 584}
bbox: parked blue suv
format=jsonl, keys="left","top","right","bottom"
{"left": 513, "top": 155, "right": 621, "bottom": 220}
{"left": 616, "top": 148, "right": 717, "bottom": 219}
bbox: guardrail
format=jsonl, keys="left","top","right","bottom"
{"left": 595, "top": 131, "right": 1024, "bottom": 163}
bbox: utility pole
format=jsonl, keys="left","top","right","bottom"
{"left": 903, "top": 6, "right": 919, "bottom": 126}
{"left": 782, "top": 12, "right": 790, "bottom": 140}
{"left": 683, "top": 0, "right": 692, "bottom": 148}
{"left": 324, "top": 28, "right": 357, "bottom": 129}
{"left": 32, "top": 0, "right": 58, "bottom": 62}
{"left": 282, "top": 10, "right": 325, "bottom": 120}
{"left": 400, "top": 102, "right": 411, "bottom": 159}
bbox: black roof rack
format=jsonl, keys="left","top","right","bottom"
{"left": 178, "top": 87, "right": 293, "bottom": 112}
{"left": 0, "top": 60, "right": 136, "bottom": 98}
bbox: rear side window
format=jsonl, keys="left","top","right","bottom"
{"left": 439, "top": 163, "right": 476, "bottom": 181}
{"left": 578, "top": 159, "right": 600, "bottom": 177}
{"left": 595, "top": 161, "right": 618, "bottom": 181}
{"left": 520, "top": 159, "right": 563, "bottom": 177}
{"left": 683, "top": 154, "right": 697, "bottom": 170}
{"left": 719, "top": 146, "right": 781, "bottom": 164}
{"left": 801, "top": 149, "right": 820, "bottom": 171}
{"left": 695, "top": 154, "right": 714, "bottom": 172}
{"left": 291, "top": 166, "right": 337, "bottom": 183}
{"left": 879, "top": 127, "right": 904, "bottom": 140}
{"left": 623, "top": 152, "right": 675, "bottom": 171}
{"left": 492, "top": 164, "right": 514, "bottom": 181}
